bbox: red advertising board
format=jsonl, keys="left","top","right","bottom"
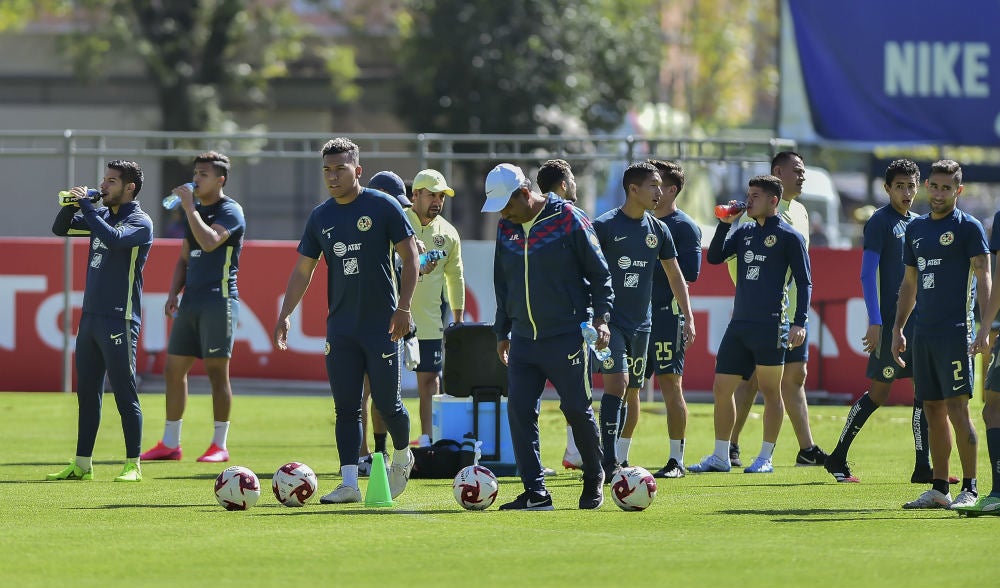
{"left": 0, "top": 237, "right": 903, "bottom": 402}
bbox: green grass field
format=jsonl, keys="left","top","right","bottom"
{"left": 0, "top": 391, "right": 994, "bottom": 587}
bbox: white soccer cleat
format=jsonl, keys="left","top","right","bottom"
{"left": 319, "top": 484, "right": 362, "bottom": 504}
{"left": 903, "top": 489, "right": 952, "bottom": 509}
{"left": 388, "top": 448, "right": 414, "bottom": 498}
{"left": 948, "top": 490, "right": 978, "bottom": 510}
{"left": 687, "top": 454, "right": 731, "bottom": 473}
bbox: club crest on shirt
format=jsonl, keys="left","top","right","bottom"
{"left": 764, "top": 235, "right": 777, "bottom": 247}
{"left": 324, "top": 341, "right": 331, "bottom": 356}
{"left": 645, "top": 234, "right": 658, "bottom": 248}
{"left": 602, "top": 357, "right": 615, "bottom": 370}
{"left": 433, "top": 235, "right": 445, "bottom": 247}
{"left": 939, "top": 231, "right": 954, "bottom": 246}
{"left": 357, "top": 216, "right": 373, "bottom": 231}
{"left": 882, "top": 366, "right": 894, "bottom": 379}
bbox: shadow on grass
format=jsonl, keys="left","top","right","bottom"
{"left": 68, "top": 504, "right": 212, "bottom": 510}
{"left": 693, "top": 481, "right": 829, "bottom": 488}
{"left": 717, "top": 507, "right": 959, "bottom": 522}
{"left": 3, "top": 461, "right": 123, "bottom": 467}
{"left": 258, "top": 508, "right": 464, "bottom": 517}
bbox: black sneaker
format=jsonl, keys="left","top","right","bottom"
{"left": 795, "top": 445, "right": 827, "bottom": 466}
{"left": 579, "top": 473, "right": 605, "bottom": 510}
{"left": 729, "top": 443, "right": 743, "bottom": 468}
{"left": 602, "top": 461, "right": 621, "bottom": 485}
{"left": 910, "top": 465, "right": 960, "bottom": 485}
{"left": 653, "top": 458, "right": 686, "bottom": 479}
{"left": 823, "top": 455, "right": 859, "bottom": 483}
{"left": 498, "top": 490, "right": 554, "bottom": 511}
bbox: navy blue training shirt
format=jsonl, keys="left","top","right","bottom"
{"left": 183, "top": 196, "right": 245, "bottom": 300}
{"left": 593, "top": 208, "right": 677, "bottom": 333}
{"left": 863, "top": 204, "right": 916, "bottom": 325}
{"left": 652, "top": 209, "right": 702, "bottom": 309}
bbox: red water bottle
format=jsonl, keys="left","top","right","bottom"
{"left": 714, "top": 201, "right": 746, "bottom": 219}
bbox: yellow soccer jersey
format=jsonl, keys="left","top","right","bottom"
{"left": 405, "top": 208, "right": 465, "bottom": 339}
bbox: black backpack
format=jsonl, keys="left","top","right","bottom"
{"left": 409, "top": 439, "right": 463, "bottom": 479}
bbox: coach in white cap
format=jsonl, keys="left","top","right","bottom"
{"left": 484, "top": 162, "right": 614, "bottom": 511}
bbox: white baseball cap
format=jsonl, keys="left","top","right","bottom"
{"left": 482, "top": 163, "right": 528, "bottom": 213}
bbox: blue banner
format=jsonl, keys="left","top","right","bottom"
{"left": 786, "top": 0, "right": 1000, "bottom": 146}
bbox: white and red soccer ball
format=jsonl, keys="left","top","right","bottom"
{"left": 453, "top": 465, "right": 499, "bottom": 510}
{"left": 214, "top": 466, "right": 261, "bottom": 511}
{"left": 610, "top": 466, "right": 657, "bottom": 511}
{"left": 272, "top": 462, "right": 319, "bottom": 507}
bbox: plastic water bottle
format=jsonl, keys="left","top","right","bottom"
{"left": 162, "top": 182, "right": 195, "bottom": 210}
{"left": 418, "top": 249, "right": 447, "bottom": 265}
{"left": 581, "top": 320, "right": 611, "bottom": 362}
{"left": 714, "top": 201, "right": 746, "bottom": 219}
{"left": 58, "top": 189, "right": 101, "bottom": 206}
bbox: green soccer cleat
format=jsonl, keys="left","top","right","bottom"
{"left": 47, "top": 461, "right": 94, "bottom": 481}
{"left": 114, "top": 461, "right": 142, "bottom": 483}
{"left": 953, "top": 494, "right": 1000, "bottom": 517}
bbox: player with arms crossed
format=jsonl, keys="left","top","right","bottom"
{"left": 592, "top": 162, "right": 695, "bottom": 479}
{"left": 689, "top": 175, "right": 811, "bottom": 474}
{"left": 896, "top": 160, "right": 988, "bottom": 510}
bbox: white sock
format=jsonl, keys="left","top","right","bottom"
{"left": 163, "top": 419, "right": 182, "bottom": 448}
{"left": 392, "top": 448, "right": 411, "bottom": 466}
{"left": 713, "top": 439, "right": 730, "bottom": 461}
{"left": 616, "top": 437, "right": 632, "bottom": 462}
{"left": 670, "top": 438, "right": 685, "bottom": 464}
{"left": 75, "top": 455, "right": 93, "bottom": 470}
{"left": 759, "top": 441, "right": 776, "bottom": 460}
{"left": 566, "top": 425, "right": 578, "bottom": 453}
{"left": 341, "top": 465, "right": 359, "bottom": 489}
{"left": 212, "top": 421, "right": 230, "bottom": 448}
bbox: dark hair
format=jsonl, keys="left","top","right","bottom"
{"left": 647, "top": 159, "right": 685, "bottom": 194}
{"left": 194, "top": 151, "right": 230, "bottom": 185}
{"left": 748, "top": 174, "right": 783, "bottom": 200}
{"left": 622, "top": 161, "right": 658, "bottom": 194}
{"left": 107, "top": 160, "right": 143, "bottom": 197}
{"left": 770, "top": 151, "right": 803, "bottom": 171}
{"left": 321, "top": 137, "right": 360, "bottom": 165}
{"left": 930, "top": 159, "right": 963, "bottom": 185}
{"left": 884, "top": 159, "right": 920, "bottom": 186}
{"left": 536, "top": 159, "right": 573, "bottom": 194}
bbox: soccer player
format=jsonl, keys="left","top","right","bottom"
{"left": 406, "top": 168, "right": 465, "bottom": 447}
{"left": 643, "top": 160, "right": 702, "bottom": 478}
{"left": 689, "top": 175, "right": 811, "bottom": 474}
{"left": 593, "top": 162, "right": 695, "bottom": 479}
{"left": 48, "top": 160, "right": 152, "bottom": 483}
{"left": 142, "top": 152, "right": 245, "bottom": 463}
{"left": 825, "top": 159, "right": 944, "bottom": 483}
{"left": 535, "top": 158, "right": 584, "bottom": 470}
{"left": 896, "top": 160, "right": 988, "bottom": 510}
{"left": 273, "top": 138, "right": 419, "bottom": 504}
{"left": 483, "top": 163, "right": 612, "bottom": 510}
{"left": 961, "top": 208, "right": 1000, "bottom": 514}
{"left": 729, "top": 152, "right": 827, "bottom": 467}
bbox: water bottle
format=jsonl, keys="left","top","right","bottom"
{"left": 58, "top": 189, "right": 101, "bottom": 206}
{"left": 581, "top": 320, "right": 611, "bottom": 362}
{"left": 714, "top": 201, "right": 746, "bottom": 219}
{"left": 418, "top": 249, "right": 447, "bottom": 265}
{"left": 162, "top": 182, "right": 195, "bottom": 210}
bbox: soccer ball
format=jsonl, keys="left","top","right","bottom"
{"left": 453, "top": 465, "right": 499, "bottom": 510}
{"left": 214, "top": 466, "right": 261, "bottom": 511}
{"left": 271, "top": 462, "right": 318, "bottom": 507}
{"left": 610, "top": 466, "right": 657, "bottom": 511}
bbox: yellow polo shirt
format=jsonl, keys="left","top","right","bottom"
{"left": 405, "top": 208, "right": 465, "bottom": 340}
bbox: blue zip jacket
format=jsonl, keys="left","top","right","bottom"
{"left": 52, "top": 198, "right": 153, "bottom": 325}
{"left": 493, "top": 194, "right": 613, "bottom": 341}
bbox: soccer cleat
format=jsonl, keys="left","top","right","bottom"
{"left": 562, "top": 448, "right": 583, "bottom": 469}
{"left": 388, "top": 448, "right": 414, "bottom": 498}
{"left": 743, "top": 456, "right": 774, "bottom": 474}
{"left": 114, "top": 461, "right": 142, "bottom": 482}
{"left": 824, "top": 456, "right": 860, "bottom": 483}
{"left": 953, "top": 494, "right": 1000, "bottom": 516}
{"left": 903, "top": 489, "right": 952, "bottom": 509}
{"left": 499, "top": 490, "right": 554, "bottom": 511}
{"left": 196, "top": 444, "right": 229, "bottom": 463}
{"left": 653, "top": 458, "right": 686, "bottom": 479}
{"left": 541, "top": 466, "right": 557, "bottom": 477}
{"left": 140, "top": 441, "right": 182, "bottom": 461}
{"left": 910, "top": 465, "right": 959, "bottom": 485}
{"left": 687, "top": 454, "right": 731, "bottom": 473}
{"left": 357, "top": 452, "right": 388, "bottom": 477}
{"left": 795, "top": 445, "right": 828, "bottom": 466}
{"left": 319, "top": 484, "right": 362, "bottom": 504}
{"left": 579, "top": 472, "right": 605, "bottom": 510}
{"left": 948, "top": 490, "right": 978, "bottom": 510}
{"left": 46, "top": 460, "right": 93, "bottom": 481}
{"left": 729, "top": 443, "right": 742, "bottom": 468}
